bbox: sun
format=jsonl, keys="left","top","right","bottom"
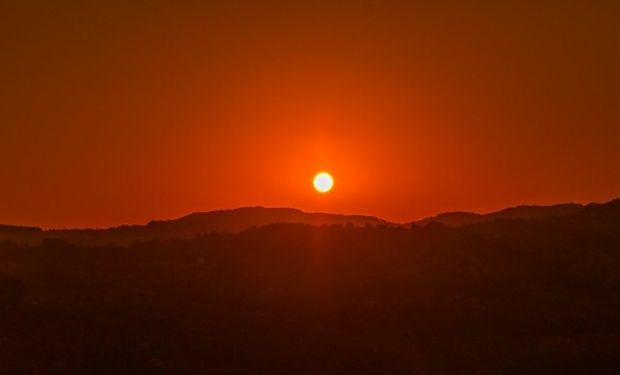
{"left": 313, "top": 172, "right": 334, "bottom": 193}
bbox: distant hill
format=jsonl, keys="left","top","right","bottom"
{"left": 412, "top": 211, "right": 484, "bottom": 227}
{"left": 0, "top": 207, "right": 388, "bottom": 246}
{"left": 145, "top": 207, "right": 388, "bottom": 235}
{"left": 2, "top": 199, "right": 618, "bottom": 245}
{"left": 413, "top": 203, "right": 585, "bottom": 227}
{"left": 0, "top": 225, "right": 43, "bottom": 245}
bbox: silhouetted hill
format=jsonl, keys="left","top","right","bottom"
{"left": 0, "top": 224, "right": 42, "bottom": 235}
{"left": 1, "top": 199, "right": 617, "bottom": 245}
{"left": 1, "top": 197, "right": 620, "bottom": 373}
{"left": 0, "top": 225, "right": 43, "bottom": 245}
{"left": 413, "top": 211, "right": 484, "bottom": 227}
{"left": 580, "top": 198, "right": 620, "bottom": 219}
{"left": 414, "top": 203, "right": 584, "bottom": 227}
{"left": 146, "top": 207, "right": 388, "bottom": 235}
{"left": 0, "top": 207, "right": 388, "bottom": 246}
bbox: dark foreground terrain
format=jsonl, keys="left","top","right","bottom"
{"left": 1, "top": 200, "right": 620, "bottom": 374}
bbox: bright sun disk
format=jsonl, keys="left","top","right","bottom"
{"left": 313, "top": 172, "right": 334, "bottom": 193}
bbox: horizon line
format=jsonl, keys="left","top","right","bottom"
{"left": 1, "top": 196, "right": 618, "bottom": 231}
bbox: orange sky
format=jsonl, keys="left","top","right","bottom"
{"left": 1, "top": 1, "right": 620, "bottom": 228}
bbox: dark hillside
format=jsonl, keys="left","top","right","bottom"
{"left": 0, "top": 207, "right": 387, "bottom": 246}
{"left": 1, "top": 200, "right": 619, "bottom": 373}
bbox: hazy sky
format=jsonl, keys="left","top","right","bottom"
{"left": 1, "top": 1, "right": 619, "bottom": 228}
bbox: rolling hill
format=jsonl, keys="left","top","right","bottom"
{"left": 0, "top": 207, "right": 388, "bottom": 246}
{"left": 412, "top": 203, "right": 585, "bottom": 227}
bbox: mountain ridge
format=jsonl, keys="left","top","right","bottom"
{"left": 0, "top": 207, "right": 389, "bottom": 246}
{"left": 1, "top": 199, "right": 619, "bottom": 246}
{"left": 412, "top": 202, "right": 585, "bottom": 227}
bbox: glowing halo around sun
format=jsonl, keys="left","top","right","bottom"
{"left": 313, "top": 172, "right": 334, "bottom": 193}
